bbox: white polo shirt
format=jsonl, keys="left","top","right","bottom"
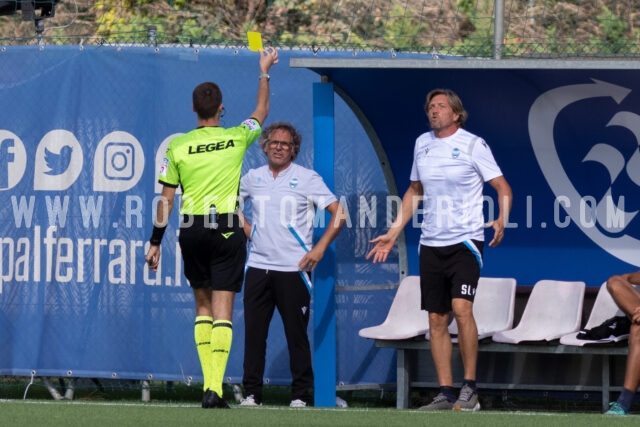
{"left": 410, "top": 128, "right": 503, "bottom": 247}
{"left": 240, "top": 163, "right": 338, "bottom": 271}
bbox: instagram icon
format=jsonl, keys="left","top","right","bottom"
{"left": 93, "top": 131, "right": 145, "bottom": 192}
{"left": 104, "top": 142, "right": 135, "bottom": 180}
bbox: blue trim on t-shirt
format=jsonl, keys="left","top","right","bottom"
{"left": 287, "top": 224, "right": 310, "bottom": 252}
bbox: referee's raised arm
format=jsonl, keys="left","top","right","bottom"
{"left": 250, "top": 47, "right": 278, "bottom": 126}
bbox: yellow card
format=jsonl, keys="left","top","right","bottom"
{"left": 247, "top": 31, "right": 263, "bottom": 51}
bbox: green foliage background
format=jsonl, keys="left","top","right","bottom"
{"left": 0, "top": 1, "right": 639, "bottom": 57}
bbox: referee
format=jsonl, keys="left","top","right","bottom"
{"left": 145, "top": 47, "right": 279, "bottom": 409}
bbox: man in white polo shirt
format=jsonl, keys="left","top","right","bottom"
{"left": 239, "top": 121, "right": 346, "bottom": 407}
{"left": 367, "top": 89, "right": 512, "bottom": 411}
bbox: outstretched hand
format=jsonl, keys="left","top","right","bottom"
{"left": 487, "top": 219, "right": 505, "bottom": 247}
{"left": 366, "top": 234, "right": 396, "bottom": 264}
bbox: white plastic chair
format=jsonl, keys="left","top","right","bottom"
{"left": 358, "top": 276, "right": 429, "bottom": 340}
{"left": 560, "top": 282, "right": 629, "bottom": 346}
{"left": 427, "top": 277, "right": 517, "bottom": 342}
{"left": 492, "top": 279, "right": 585, "bottom": 344}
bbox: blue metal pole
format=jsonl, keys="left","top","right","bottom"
{"left": 312, "top": 80, "right": 336, "bottom": 408}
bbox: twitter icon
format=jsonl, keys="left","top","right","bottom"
{"left": 34, "top": 130, "right": 83, "bottom": 191}
{"left": 44, "top": 145, "right": 73, "bottom": 176}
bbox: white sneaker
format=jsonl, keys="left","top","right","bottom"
{"left": 232, "top": 385, "right": 243, "bottom": 404}
{"left": 336, "top": 396, "right": 348, "bottom": 408}
{"left": 240, "top": 394, "right": 261, "bottom": 406}
{"left": 289, "top": 399, "right": 307, "bottom": 408}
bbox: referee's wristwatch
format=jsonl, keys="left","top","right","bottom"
{"left": 259, "top": 73, "right": 270, "bottom": 81}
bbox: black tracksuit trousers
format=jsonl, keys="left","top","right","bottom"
{"left": 242, "top": 267, "right": 313, "bottom": 404}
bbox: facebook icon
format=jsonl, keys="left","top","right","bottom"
{"left": 0, "top": 138, "right": 15, "bottom": 189}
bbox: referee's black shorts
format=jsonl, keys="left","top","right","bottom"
{"left": 178, "top": 213, "right": 246, "bottom": 292}
{"left": 419, "top": 240, "right": 484, "bottom": 313}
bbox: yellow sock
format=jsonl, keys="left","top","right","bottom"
{"left": 208, "top": 320, "right": 232, "bottom": 397}
{"left": 194, "top": 316, "right": 213, "bottom": 391}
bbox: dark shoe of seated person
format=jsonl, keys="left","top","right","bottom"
{"left": 202, "top": 389, "right": 230, "bottom": 409}
{"left": 577, "top": 316, "right": 631, "bottom": 341}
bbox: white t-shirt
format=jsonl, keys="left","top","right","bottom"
{"left": 240, "top": 163, "right": 338, "bottom": 271}
{"left": 410, "top": 128, "right": 503, "bottom": 247}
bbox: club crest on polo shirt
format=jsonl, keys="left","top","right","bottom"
{"left": 451, "top": 147, "right": 460, "bottom": 159}
{"left": 254, "top": 175, "right": 268, "bottom": 187}
{"left": 289, "top": 177, "right": 299, "bottom": 188}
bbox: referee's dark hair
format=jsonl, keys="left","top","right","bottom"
{"left": 193, "top": 82, "right": 222, "bottom": 120}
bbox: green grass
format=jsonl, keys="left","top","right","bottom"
{"left": 1, "top": 378, "right": 639, "bottom": 426}
{"left": 1, "top": 399, "right": 638, "bottom": 427}
{"left": 0, "top": 378, "right": 398, "bottom": 407}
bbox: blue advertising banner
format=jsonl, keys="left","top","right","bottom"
{"left": 0, "top": 46, "right": 318, "bottom": 382}
{"left": 0, "top": 46, "right": 396, "bottom": 387}
{"left": 467, "top": 71, "right": 640, "bottom": 284}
